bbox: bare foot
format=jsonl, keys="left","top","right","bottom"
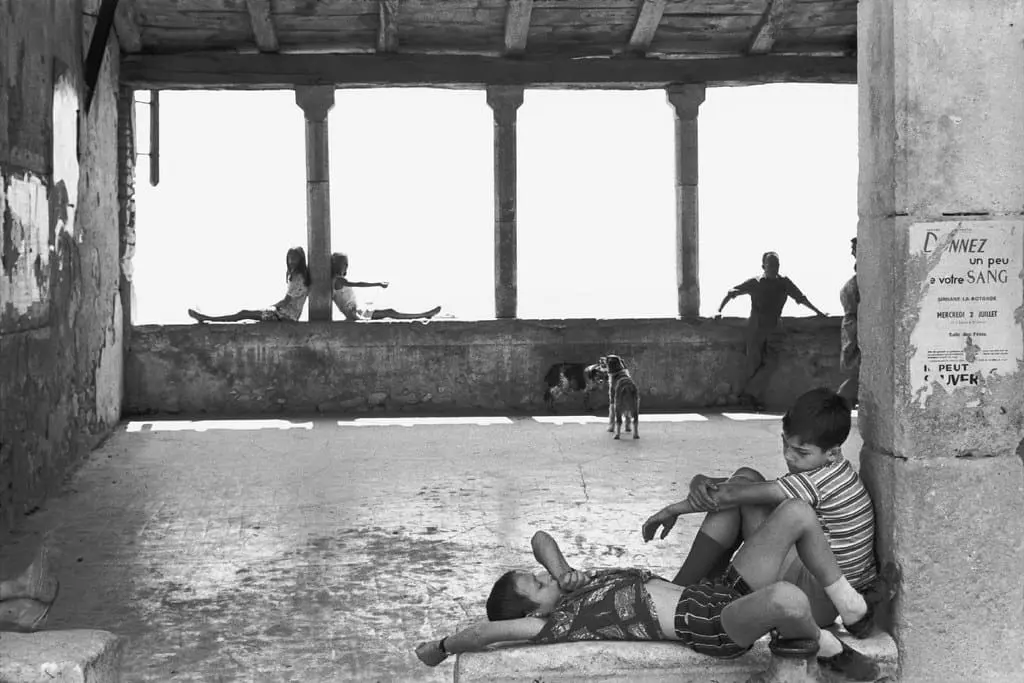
{"left": 0, "top": 598, "right": 54, "bottom": 633}
{"left": 187, "top": 308, "right": 208, "bottom": 324}
{"left": 0, "top": 540, "right": 59, "bottom": 603}
{"left": 424, "top": 306, "right": 442, "bottom": 319}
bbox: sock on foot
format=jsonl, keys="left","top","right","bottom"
{"left": 817, "top": 628, "right": 843, "bottom": 658}
{"left": 824, "top": 576, "right": 867, "bottom": 625}
{"left": 672, "top": 531, "right": 733, "bottom": 586}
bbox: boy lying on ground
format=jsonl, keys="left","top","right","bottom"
{"left": 414, "top": 528, "right": 879, "bottom": 681}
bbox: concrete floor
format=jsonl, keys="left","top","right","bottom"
{"left": 0, "top": 411, "right": 862, "bottom": 683}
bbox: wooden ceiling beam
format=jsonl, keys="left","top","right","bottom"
{"left": 748, "top": 0, "right": 788, "bottom": 55}
{"left": 504, "top": 0, "right": 534, "bottom": 55}
{"left": 113, "top": 0, "right": 142, "bottom": 53}
{"left": 377, "top": 0, "right": 400, "bottom": 53}
{"left": 121, "top": 53, "right": 856, "bottom": 90}
{"left": 628, "top": 0, "right": 667, "bottom": 54}
{"left": 244, "top": 0, "right": 279, "bottom": 53}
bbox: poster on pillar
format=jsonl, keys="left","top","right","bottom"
{"left": 909, "top": 221, "right": 1023, "bottom": 407}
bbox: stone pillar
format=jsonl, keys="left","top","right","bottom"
{"left": 858, "top": 3, "right": 1024, "bottom": 682}
{"left": 295, "top": 86, "right": 336, "bottom": 322}
{"left": 116, "top": 86, "right": 136, "bottom": 343}
{"left": 486, "top": 86, "right": 524, "bottom": 319}
{"left": 666, "top": 84, "right": 705, "bottom": 318}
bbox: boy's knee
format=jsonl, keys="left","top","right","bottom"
{"left": 730, "top": 467, "right": 765, "bottom": 483}
{"left": 764, "top": 581, "right": 811, "bottom": 621}
{"left": 775, "top": 498, "right": 817, "bottom": 525}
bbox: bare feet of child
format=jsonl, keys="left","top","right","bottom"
{"left": 0, "top": 598, "right": 55, "bottom": 632}
{"left": 0, "top": 537, "right": 60, "bottom": 603}
{"left": 187, "top": 308, "right": 209, "bottom": 324}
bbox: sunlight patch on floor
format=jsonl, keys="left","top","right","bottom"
{"left": 336, "top": 416, "right": 514, "bottom": 427}
{"left": 126, "top": 419, "right": 314, "bottom": 433}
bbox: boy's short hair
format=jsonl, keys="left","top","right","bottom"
{"left": 762, "top": 251, "right": 780, "bottom": 265}
{"left": 782, "top": 387, "right": 852, "bottom": 451}
{"left": 486, "top": 571, "right": 539, "bottom": 621}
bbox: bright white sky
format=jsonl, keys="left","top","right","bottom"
{"left": 131, "top": 84, "right": 857, "bottom": 324}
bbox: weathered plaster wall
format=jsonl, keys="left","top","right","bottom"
{"left": 0, "top": 1, "right": 123, "bottom": 532}
{"left": 858, "top": 1, "right": 1024, "bottom": 681}
{"left": 125, "top": 318, "right": 844, "bottom": 416}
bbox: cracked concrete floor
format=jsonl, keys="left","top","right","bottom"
{"left": 0, "top": 412, "right": 861, "bottom": 682}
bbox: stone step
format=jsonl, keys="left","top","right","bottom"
{"left": 454, "top": 628, "right": 897, "bottom": 683}
{"left": 0, "top": 630, "right": 124, "bottom": 683}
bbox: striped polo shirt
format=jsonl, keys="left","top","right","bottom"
{"left": 776, "top": 459, "right": 878, "bottom": 589}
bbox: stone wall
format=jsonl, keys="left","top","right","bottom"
{"left": 125, "top": 317, "right": 844, "bottom": 416}
{"left": 0, "top": 1, "right": 123, "bottom": 533}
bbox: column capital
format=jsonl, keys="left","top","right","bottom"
{"left": 486, "top": 85, "right": 525, "bottom": 113}
{"left": 295, "top": 86, "right": 336, "bottom": 121}
{"left": 666, "top": 83, "right": 706, "bottom": 118}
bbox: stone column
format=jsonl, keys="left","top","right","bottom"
{"left": 116, "top": 86, "right": 136, "bottom": 344}
{"left": 486, "top": 86, "right": 524, "bottom": 319}
{"left": 295, "top": 86, "right": 336, "bottom": 322}
{"left": 858, "top": 3, "right": 1024, "bottom": 682}
{"left": 666, "top": 84, "right": 705, "bottom": 318}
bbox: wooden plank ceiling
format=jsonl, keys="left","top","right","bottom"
{"left": 116, "top": 0, "right": 859, "bottom": 88}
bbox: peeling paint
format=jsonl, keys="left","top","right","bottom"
{"left": 0, "top": 171, "right": 51, "bottom": 326}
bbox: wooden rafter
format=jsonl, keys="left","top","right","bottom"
{"left": 748, "top": 0, "right": 788, "bottom": 55}
{"left": 377, "top": 0, "right": 400, "bottom": 53}
{"left": 504, "top": 0, "right": 533, "bottom": 55}
{"left": 113, "top": 0, "right": 142, "bottom": 53}
{"left": 121, "top": 53, "right": 857, "bottom": 90}
{"left": 244, "top": 0, "right": 279, "bottom": 53}
{"left": 628, "top": 0, "right": 667, "bottom": 53}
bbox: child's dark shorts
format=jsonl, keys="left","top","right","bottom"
{"left": 674, "top": 579, "right": 752, "bottom": 659}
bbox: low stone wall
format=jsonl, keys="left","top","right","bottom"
{"left": 124, "top": 317, "right": 845, "bottom": 416}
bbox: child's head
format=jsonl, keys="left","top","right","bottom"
{"left": 286, "top": 247, "right": 311, "bottom": 286}
{"left": 761, "top": 251, "right": 780, "bottom": 277}
{"left": 331, "top": 252, "right": 349, "bottom": 278}
{"left": 780, "top": 388, "right": 851, "bottom": 473}
{"left": 486, "top": 570, "right": 562, "bottom": 621}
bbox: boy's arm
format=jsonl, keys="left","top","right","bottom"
{"left": 786, "top": 278, "right": 827, "bottom": 317}
{"left": 531, "top": 531, "right": 573, "bottom": 579}
{"left": 709, "top": 480, "right": 788, "bottom": 510}
{"left": 416, "top": 618, "right": 546, "bottom": 665}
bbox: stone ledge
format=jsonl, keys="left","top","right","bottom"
{"left": 0, "top": 630, "right": 124, "bottom": 683}
{"left": 454, "top": 628, "right": 897, "bottom": 682}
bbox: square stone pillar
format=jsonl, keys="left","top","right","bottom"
{"left": 486, "top": 86, "right": 524, "bottom": 320}
{"left": 858, "top": 2, "right": 1024, "bottom": 681}
{"left": 295, "top": 86, "right": 336, "bottom": 322}
{"left": 667, "top": 85, "right": 705, "bottom": 318}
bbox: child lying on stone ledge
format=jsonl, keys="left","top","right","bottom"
{"left": 415, "top": 527, "right": 879, "bottom": 681}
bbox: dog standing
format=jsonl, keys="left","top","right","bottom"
{"left": 543, "top": 362, "right": 608, "bottom": 413}
{"left": 604, "top": 354, "right": 639, "bottom": 439}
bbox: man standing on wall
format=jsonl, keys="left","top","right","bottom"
{"left": 837, "top": 238, "right": 860, "bottom": 407}
{"left": 717, "top": 251, "right": 827, "bottom": 409}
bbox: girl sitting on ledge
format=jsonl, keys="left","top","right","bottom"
{"left": 331, "top": 252, "right": 441, "bottom": 321}
{"left": 188, "top": 247, "right": 311, "bottom": 324}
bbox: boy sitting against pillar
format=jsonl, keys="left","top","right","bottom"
{"left": 642, "top": 387, "right": 881, "bottom": 632}
{"left": 414, "top": 527, "right": 879, "bottom": 680}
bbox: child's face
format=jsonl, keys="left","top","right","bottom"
{"left": 513, "top": 570, "right": 563, "bottom": 617}
{"left": 287, "top": 252, "right": 300, "bottom": 270}
{"left": 780, "top": 432, "right": 835, "bottom": 473}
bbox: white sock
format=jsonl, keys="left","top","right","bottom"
{"left": 817, "top": 628, "right": 843, "bottom": 658}
{"left": 824, "top": 576, "right": 867, "bottom": 625}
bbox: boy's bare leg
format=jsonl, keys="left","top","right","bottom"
{"left": 671, "top": 468, "right": 766, "bottom": 586}
{"left": 370, "top": 306, "right": 441, "bottom": 320}
{"left": 720, "top": 582, "right": 819, "bottom": 647}
{"left": 731, "top": 499, "right": 866, "bottom": 628}
{"left": 187, "top": 309, "right": 263, "bottom": 323}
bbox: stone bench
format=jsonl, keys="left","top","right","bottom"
{"left": 0, "top": 630, "right": 124, "bottom": 683}
{"left": 454, "top": 628, "right": 897, "bottom": 682}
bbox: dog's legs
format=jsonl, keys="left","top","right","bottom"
{"left": 633, "top": 395, "right": 640, "bottom": 439}
{"left": 614, "top": 409, "right": 623, "bottom": 439}
{"left": 607, "top": 396, "right": 615, "bottom": 433}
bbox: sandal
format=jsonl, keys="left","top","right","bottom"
{"left": 844, "top": 600, "right": 875, "bottom": 639}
